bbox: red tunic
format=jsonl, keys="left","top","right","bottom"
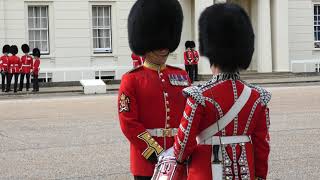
{"left": 184, "top": 50, "right": 194, "bottom": 65}
{"left": 118, "top": 61, "right": 191, "bottom": 176}
{"left": 0, "top": 55, "right": 9, "bottom": 72}
{"left": 8, "top": 55, "right": 21, "bottom": 74}
{"left": 21, "top": 55, "right": 33, "bottom": 74}
{"left": 174, "top": 73, "right": 271, "bottom": 180}
{"left": 33, "top": 58, "right": 40, "bottom": 75}
{"left": 191, "top": 50, "right": 199, "bottom": 65}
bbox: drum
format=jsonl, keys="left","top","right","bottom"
{"left": 152, "top": 156, "right": 187, "bottom": 180}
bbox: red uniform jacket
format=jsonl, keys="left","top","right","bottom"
{"left": 8, "top": 55, "right": 21, "bottom": 74}
{"left": 21, "top": 55, "right": 33, "bottom": 74}
{"left": 191, "top": 50, "right": 199, "bottom": 65}
{"left": 131, "top": 53, "right": 144, "bottom": 68}
{"left": 0, "top": 55, "right": 9, "bottom": 72}
{"left": 118, "top": 61, "right": 191, "bottom": 176}
{"left": 33, "top": 58, "right": 40, "bottom": 75}
{"left": 174, "top": 73, "right": 271, "bottom": 180}
{"left": 184, "top": 50, "right": 193, "bottom": 65}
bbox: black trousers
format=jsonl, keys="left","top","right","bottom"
{"left": 33, "top": 74, "right": 39, "bottom": 91}
{"left": 19, "top": 73, "right": 31, "bottom": 90}
{"left": 6, "top": 73, "right": 12, "bottom": 91}
{"left": 6, "top": 73, "right": 19, "bottom": 92}
{"left": 185, "top": 65, "right": 194, "bottom": 82}
{"left": 1, "top": 72, "right": 6, "bottom": 92}
{"left": 193, "top": 64, "right": 198, "bottom": 81}
{"left": 134, "top": 176, "right": 152, "bottom": 180}
{"left": 13, "top": 74, "right": 19, "bottom": 92}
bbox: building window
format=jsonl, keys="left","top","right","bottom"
{"left": 92, "top": 6, "right": 112, "bottom": 53}
{"left": 28, "top": 6, "right": 49, "bottom": 54}
{"left": 314, "top": 5, "right": 320, "bottom": 48}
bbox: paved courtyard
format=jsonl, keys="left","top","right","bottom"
{"left": 0, "top": 85, "right": 319, "bottom": 180}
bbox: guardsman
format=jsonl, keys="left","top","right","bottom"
{"left": 118, "top": 0, "right": 190, "bottom": 179}
{"left": 32, "top": 48, "right": 41, "bottom": 92}
{"left": 19, "top": 44, "right": 33, "bottom": 91}
{"left": 6, "top": 45, "right": 21, "bottom": 93}
{"left": 0, "top": 45, "right": 10, "bottom": 92}
{"left": 174, "top": 4, "right": 270, "bottom": 180}
{"left": 190, "top": 41, "right": 200, "bottom": 81}
{"left": 184, "top": 41, "right": 194, "bottom": 82}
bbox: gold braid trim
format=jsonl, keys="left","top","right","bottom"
{"left": 138, "top": 131, "right": 164, "bottom": 159}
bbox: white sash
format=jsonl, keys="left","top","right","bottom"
{"left": 196, "top": 85, "right": 252, "bottom": 144}
{"left": 196, "top": 85, "right": 251, "bottom": 180}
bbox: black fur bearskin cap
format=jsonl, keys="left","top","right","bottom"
{"left": 190, "top": 41, "right": 196, "bottom": 48}
{"left": 10, "top": 45, "right": 18, "bottom": 55}
{"left": 21, "top": 44, "right": 30, "bottom": 53}
{"left": 2, "top": 45, "right": 10, "bottom": 54}
{"left": 32, "top": 48, "right": 41, "bottom": 58}
{"left": 128, "top": 0, "right": 183, "bottom": 56}
{"left": 199, "top": 3, "right": 254, "bottom": 72}
{"left": 185, "top": 41, "right": 191, "bottom": 49}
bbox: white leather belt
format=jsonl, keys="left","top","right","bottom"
{"left": 22, "top": 64, "right": 31, "bottom": 67}
{"left": 147, "top": 128, "right": 178, "bottom": 137}
{"left": 198, "top": 135, "right": 251, "bottom": 145}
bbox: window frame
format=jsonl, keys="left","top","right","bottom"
{"left": 91, "top": 5, "right": 113, "bottom": 54}
{"left": 314, "top": 3, "right": 320, "bottom": 49}
{"left": 27, "top": 5, "right": 50, "bottom": 55}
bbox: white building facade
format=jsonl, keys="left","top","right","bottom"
{"left": 0, "top": 0, "right": 318, "bottom": 82}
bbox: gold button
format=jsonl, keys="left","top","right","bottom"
{"left": 167, "top": 116, "right": 170, "bottom": 120}
{"left": 166, "top": 101, "right": 169, "bottom": 105}
{"left": 162, "top": 79, "right": 165, "bottom": 82}
{"left": 167, "top": 108, "right": 170, "bottom": 112}
{"left": 164, "top": 93, "right": 168, "bottom": 97}
{"left": 166, "top": 124, "right": 170, "bottom": 128}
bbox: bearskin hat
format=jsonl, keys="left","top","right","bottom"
{"left": 199, "top": 3, "right": 254, "bottom": 72}
{"left": 10, "top": 45, "right": 18, "bottom": 55}
{"left": 2, "top": 45, "right": 10, "bottom": 54}
{"left": 190, "top": 41, "right": 196, "bottom": 48}
{"left": 32, "top": 48, "right": 41, "bottom": 57}
{"left": 21, "top": 44, "right": 30, "bottom": 53}
{"left": 185, "top": 41, "right": 192, "bottom": 49}
{"left": 128, "top": 0, "right": 183, "bottom": 56}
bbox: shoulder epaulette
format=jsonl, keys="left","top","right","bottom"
{"left": 127, "top": 66, "right": 143, "bottom": 74}
{"left": 246, "top": 83, "right": 272, "bottom": 106}
{"left": 183, "top": 86, "right": 206, "bottom": 106}
{"left": 198, "top": 78, "right": 220, "bottom": 92}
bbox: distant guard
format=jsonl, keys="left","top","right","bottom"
{"left": 0, "top": 45, "right": 10, "bottom": 92}
{"left": 32, "top": 48, "right": 41, "bottom": 92}
{"left": 19, "top": 44, "right": 33, "bottom": 91}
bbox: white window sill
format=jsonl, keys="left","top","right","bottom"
{"left": 91, "top": 53, "right": 116, "bottom": 57}
{"left": 40, "top": 55, "right": 54, "bottom": 59}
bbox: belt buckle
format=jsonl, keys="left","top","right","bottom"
{"left": 162, "top": 128, "right": 172, "bottom": 137}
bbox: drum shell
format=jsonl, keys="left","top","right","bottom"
{"left": 152, "top": 157, "right": 187, "bottom": 180}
